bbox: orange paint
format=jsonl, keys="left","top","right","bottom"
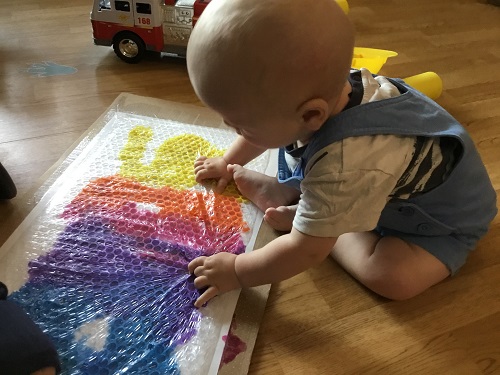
{"left": 64, "top": 175, "right": 249, "bottom": 234}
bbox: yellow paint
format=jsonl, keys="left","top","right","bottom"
{"left": 118, "top": 126, "right": 245, "bottom": 201}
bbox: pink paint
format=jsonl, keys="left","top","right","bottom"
{"left": 220, "top": 318, "right": 247, "bottom": 367}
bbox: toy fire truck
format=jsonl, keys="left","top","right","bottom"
{"left": 91, "top": 0, "right": 351, "bottom": 63}
{"left": 91, "top": 0, "right": 211, "bottom": 63}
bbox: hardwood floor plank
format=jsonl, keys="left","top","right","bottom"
{"left": 453, "top": 312, "right": 500, "bottom": 375}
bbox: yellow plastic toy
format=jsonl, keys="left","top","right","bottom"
{"left": 350, "top": 47, "right": 443, "bottom": 100}
{"left": 403, "top": 72, "right": 443, "bottom": 100}
{"left": 351, "top": 47, "right": 398, "bottom": 74}
{"left": 335, "top": 0, "right": 350, "bottom": 14}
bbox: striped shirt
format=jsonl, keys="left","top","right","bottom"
{"left": 289, "top": 69, "right": 458, "bottom": 237}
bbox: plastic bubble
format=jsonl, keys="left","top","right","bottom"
{"left": 5, "top": 119, "right": 273, "bottom": 374}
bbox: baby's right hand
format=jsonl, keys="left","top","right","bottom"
{"left": 194, "top": 156, "right": 233, "bottom": 194}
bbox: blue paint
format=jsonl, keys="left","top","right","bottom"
{"left": 10, "top": 216, "right": 206, "bottom": 374}
{"left": 25, "top": 61, "right": 77, "bottom": 77}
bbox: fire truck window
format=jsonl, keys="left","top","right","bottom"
{"left": 114, "top": 1, "right": 130, "bottom": 12}
{"left": 136, "top": 3, "right": 152, "bottom": 14}
{"left": 99, "top": 0, "right": 111, "bottom": 10}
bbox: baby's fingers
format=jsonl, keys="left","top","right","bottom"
{"left": 194, "top": 168, "right": 216, "bottom": 184}
{"left": 194, "top": 164, "right": 206, "bottom": 175}
{"left": 188, "top": 256, "right": 207, "bottom": 274}
{"left": 194, "top": 156, "right": 208, "bottom": 166}
{"left": 194, "top": 286, "right": 219, "bottom": 308}
{"left": 193, "top": 275, "right": 210, "bottom": 289}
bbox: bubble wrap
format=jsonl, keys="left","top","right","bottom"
{"left": 0, "top": 106, "right": 274, "bottom": 374}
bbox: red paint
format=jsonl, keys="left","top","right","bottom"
{"left": 220, "top": 318, "right": 247, "bottom": 367}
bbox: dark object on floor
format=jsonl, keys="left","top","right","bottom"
{"left": 0, "top": 281, "right": 61, "bottom": 375}
{"left": 488, "top": 0, "right": 500, "bottom": 6}
{"left": 0, "top": 163, "right": 17, "bottom": 199}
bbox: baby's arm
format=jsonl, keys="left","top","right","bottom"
{"left": 188, "top": 229, "right": 337, "bottom": 307}
{"left": 194, "top": 135, "right": 267, "bottom": 193}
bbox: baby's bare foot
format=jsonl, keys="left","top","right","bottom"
{"left": 228, "top": 164, "right": 300, "bottom": 212}
{"left": 264, "top": 205, "right": 297, "bottom": 232}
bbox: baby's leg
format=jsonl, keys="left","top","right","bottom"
{"left": 228, "top": 164, "right": 300, "bottom": 213}
{"left": 330, "top": 232, "right": 450, "bottom": 300}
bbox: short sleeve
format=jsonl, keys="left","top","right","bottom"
{"left": 293, "top": 135, "right": 416, "bottom": 237}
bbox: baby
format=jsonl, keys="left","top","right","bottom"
{"left": 186, "top": 0, "right": 497, "bottom": 308}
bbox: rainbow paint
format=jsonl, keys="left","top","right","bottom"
{"left": 3, "top": 120, "right": 270, "bottom": 374}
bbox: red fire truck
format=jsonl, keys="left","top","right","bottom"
{"left": 91, "top": 0, "right": 211, "bottom": 63}
{"left": 91, "top": 0, "right": 350, "bottom": 63}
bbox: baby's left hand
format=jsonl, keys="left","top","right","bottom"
{"left": 188, "top": 252, "right": 242, "bottom": 308}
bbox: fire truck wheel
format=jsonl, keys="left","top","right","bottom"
{"left": 113, "top": 32, "right": 145, "bottom": 64}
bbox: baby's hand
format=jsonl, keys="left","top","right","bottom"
{"left": 188, "top": 252, "right": 242, "bottom": 308}
{"left": 194, "top": 156, "right": 233, "bottom": 193}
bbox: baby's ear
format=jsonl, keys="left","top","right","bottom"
{"left": 299, "top": 98, "right": 330, "bottom": 131}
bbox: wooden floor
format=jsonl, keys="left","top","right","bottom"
{"left": 1, "top": 0, "right": 499, "bottom": 374}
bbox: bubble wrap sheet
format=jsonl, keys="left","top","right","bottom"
{"left": 0, "top": 94, "right": 277, "bottom": 375}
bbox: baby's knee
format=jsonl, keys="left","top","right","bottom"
{"left": 360, "top": 237, "right": 451, "bottom": 300}
{"left": 363, "top": 268, "right": 424, "bottom": 301}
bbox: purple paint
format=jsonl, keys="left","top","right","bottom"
{"left": 28, "top": 216, "right": 203, "bottom": 344}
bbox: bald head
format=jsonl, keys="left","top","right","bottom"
{"left": 187, "top": 0, "right": 355, "bottom": 114}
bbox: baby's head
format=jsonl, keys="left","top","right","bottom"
{"left": 187, "top": 0, "right": 354, "bottom": 147}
